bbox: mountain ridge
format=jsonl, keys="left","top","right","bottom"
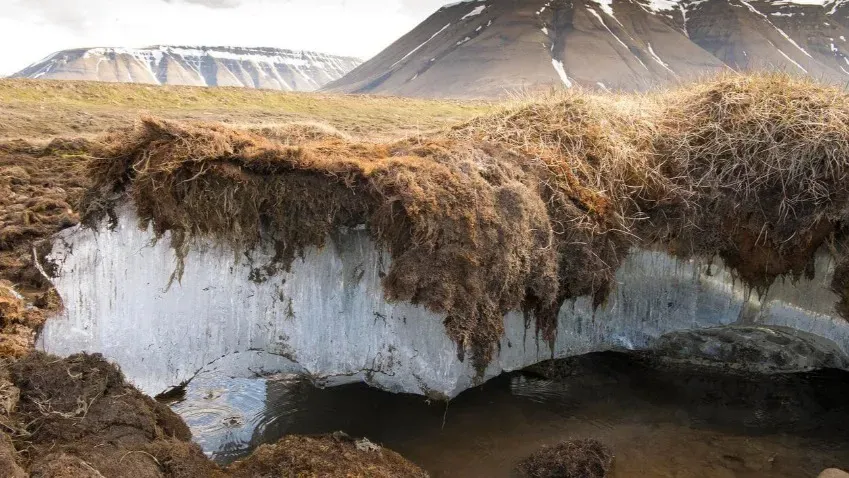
{"left": 12, "top": 45, "right": 361, "bottom": 92}
{"left": 326, "top": 0, "right": 849, "bottom": 97}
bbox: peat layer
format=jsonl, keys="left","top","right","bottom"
{"left": 77, "top": 74, "right": 849, "bottom": 372}
{"left": 0, "top": 139, "right": 91, "bottom": 356}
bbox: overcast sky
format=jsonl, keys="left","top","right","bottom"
{"left": 0, "top": 0, "right": 450, "bottom": 75}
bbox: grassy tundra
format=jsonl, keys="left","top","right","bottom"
{"left": 0, "top": 79, "right": 490, "bottom": 142}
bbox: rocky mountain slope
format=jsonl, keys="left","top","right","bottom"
{"left": 12, "top": 46, "right": 361, "bottom": 92}
{"left": 326, "top": 0, "right": 849, "bottom": 97}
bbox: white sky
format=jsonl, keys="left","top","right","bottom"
{"left": 0, "top": 0, "right": 451, "bottom": 76}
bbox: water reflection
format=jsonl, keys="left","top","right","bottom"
{"left": 167, "top": 353, "right": 849, "bottom": 476}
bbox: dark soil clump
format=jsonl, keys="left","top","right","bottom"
{"left": 516, "top": 439, "right": 614, "bottom": 478}
{"left": 10, "top": 352, "right": 218, "bottom": 478}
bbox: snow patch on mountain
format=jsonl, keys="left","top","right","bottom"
{"left": 647, "top": 43, "right": 676, "bottom": 75}
{"left": 552, "top": 58, "right": 573, "bottom": 86}
{"left": 391, "top": 24, "right": 452, "bottom": 69}
{"left": 462, "top": 5, "right": 487, "bottom": 19}
{"left": 591, "top": 0, "right": 616, "bottom": 17}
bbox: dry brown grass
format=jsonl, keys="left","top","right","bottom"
{"left": 0, "top": 78, "right": 490, "bottom": 143}
{"left": 455, "top": 73, "right": 849, "bottom": 291}
{"left": 77, "top": 73, "right": 849, "bottom": 372}
{"left": 244, "top": 120, "right": 353, "bottom": 144}
{"left": 516, "top": 439, "right": 613, "bottom": 478}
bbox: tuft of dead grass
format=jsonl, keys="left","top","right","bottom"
{"left": 245, "top": 120, "right": 352, "bottom": 144}
{"left": 79, "top": 73, "right": 849, "bottom": 372}
{"left": 454, "top": 72, "right": 849, "bottom": 312}
{"left": 516, "top": 439, "right": 614, "bottom": 478}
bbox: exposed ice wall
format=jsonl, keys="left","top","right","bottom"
{"left": 38, "top": 207, "right": 849, "bottom": 397}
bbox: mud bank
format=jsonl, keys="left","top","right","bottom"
{"left": 38, "top": 206, "right": 849, "bottom": 398}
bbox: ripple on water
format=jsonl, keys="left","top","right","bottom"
{"left": 168, "top": 372, "right": 308, "bottom": 461}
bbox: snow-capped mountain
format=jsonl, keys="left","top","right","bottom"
{"left": 326, "top": 0, "right": 849, "bottom": 97}
{"left": 13, "top": 46, "right": 362, "bottom": 92}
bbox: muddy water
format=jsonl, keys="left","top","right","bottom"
{"left": 166, "top": 353, "right": 849, "bottom": 477}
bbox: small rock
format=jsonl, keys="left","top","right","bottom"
{"left": 356, "top": 437, "right": 381, "bottom": 453}
{"left": 652, "top": 325, "right": 849, "bottom": 374}
{"left": 819, "top": 469, "right": 849, "bottom": 478}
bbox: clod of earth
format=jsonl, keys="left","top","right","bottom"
{"left": 75, "top": 73, "right": 849, "bottom": 373}
{"left": 516, "top": 439, "right": 614, "bottom": 478}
